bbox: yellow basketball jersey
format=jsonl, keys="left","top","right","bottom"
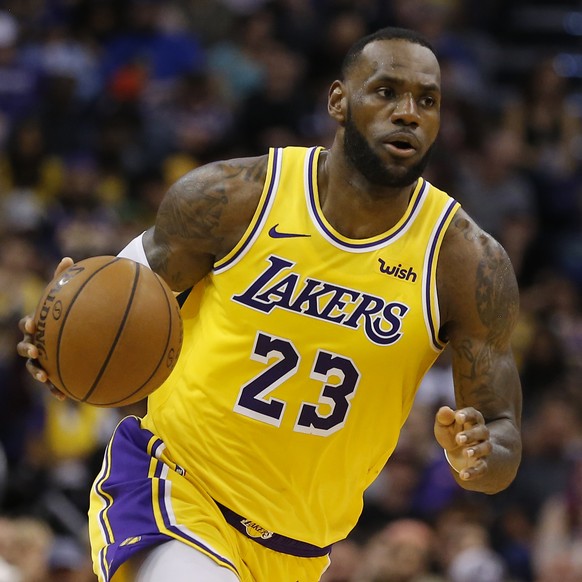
{"left": 142, "top": 146, "right": 460, "bottom": 547}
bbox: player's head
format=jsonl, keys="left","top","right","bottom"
{"left": 328, "top": 27, "right": 441, "bottom": 188}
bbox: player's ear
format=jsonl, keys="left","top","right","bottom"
{"left": 328, "top": 81, "right": 347, "bottom": 125}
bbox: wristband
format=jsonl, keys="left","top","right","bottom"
{"left": 444, "top": 449, "right": 461, "bottom": 473}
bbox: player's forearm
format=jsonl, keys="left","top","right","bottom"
{"left": 452, "top": 418, "right": 521, "bottom": 494}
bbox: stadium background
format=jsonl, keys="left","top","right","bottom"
{"left": 0, "top": 0, "right": 581, "bottom": 580}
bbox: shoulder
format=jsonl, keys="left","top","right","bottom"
{"left": 437, "top": 208, "right": 520, "bottom": 343}
{"left": 167, "top": 154, "right": 269, "bottom": 215}
{"left": 158, "top": 154, "right": 270, "bottom": 258}
{"left": 145, "top": 154, "right": 270, "bottom": 290}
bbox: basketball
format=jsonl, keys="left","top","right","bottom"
{"left": 32, "top": 256, "right": 183, "bottom": 407}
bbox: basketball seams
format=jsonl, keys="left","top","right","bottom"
{"left": 99, "top": 271, "right": 175, "bottom": 406}
{"left": 40, "top": 255, "right": 182, "bottom": 407}
{"left": 55, "top": 257, "right": 121, "bottom": 399}
{"left": 81, "top": 260, "right": 142, "bottom": 403}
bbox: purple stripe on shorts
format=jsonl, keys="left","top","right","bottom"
{"left": 94, "top": 417, "right": 169, "bottom": 580}
{"left": 93, "top": 416, "right": 238, "bottom": 580}
{"left": 104, "top": 418, "right": 160, "bottom": 538}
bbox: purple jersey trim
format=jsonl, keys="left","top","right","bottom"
{"left": 425, "top": 199, "right": 458, "bottom": 350}
{"left": 215, "top": 147, "right": 281, "bottom": 272}
{"left": 307, "top": 147, "right": 428, "bottom": 250}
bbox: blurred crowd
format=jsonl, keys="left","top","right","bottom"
{"left": 0, "top": 0, "right": 581, "bottom": 580}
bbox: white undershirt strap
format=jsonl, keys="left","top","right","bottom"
{"left": 117, "top": 232, "right": 151, "bottom": 269}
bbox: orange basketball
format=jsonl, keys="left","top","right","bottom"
{"left": 32, "top": 256, "right": 183, "bottom": 407}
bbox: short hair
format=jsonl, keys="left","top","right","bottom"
{"left": 340, "top": 27, "right": 437, "bottom": 79}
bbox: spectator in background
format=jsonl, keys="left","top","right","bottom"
{"left": 306, "top": 9, "right": 367, "bottom": 91}
{"left": 356, "top": 404, "right": 462, "bottom": 542}
{"left": 0, "top": 117, "right": 63, "bottom": 241}
{"left": 93, "top": 104, "right": 146, "bottom": 192}
{"left": 520, "top": 322, "right": 568, "bottom": 412}
{"left": 143, "top": 69, "right": 235, "bottom": 165}
{"left": 21, "top": 16, "right": 101, "bottom": 104}
{"left": 503, "top": 396, "right": 582, "bottom": 531}
{"left": 206, "top": 9, "right": 273, "bottom": 106}
{"left": 47, "top": 154, "right": 124, "bottom": 261}
{"left": 0, "top": 235, "right": 46, "bottom": 480}
{"left": 502, "top": 56, "right": 582, "bottom": 285}
{"left": 26, "top": 395, "right": 118, "bottom": 520}
{"left": 37, "top": 68, "right": 96, "bottom": 157}
{"left": 352, "top": 518, "right": 444, "bottom": 582}
{"left": 236, "top": 43, "right": 308, "bottom": 153}
{"left": 0, "top": 11, "right": 40, "bottom": 147}
{"left": 492, "top": 503, "right": 535, "bottom": 582}
{"left": 0, "top": 234, "right": 45, "bottom": 355}
{"left": 100, "top": 0, "right": 205, "bottom": 110}
{"left": 9, "top": 518, "right": 53, "bottom": 582}
{"left": 47, "top": 535, "right": 94, "bottom": 582}
{"left": 181, "top": 0, "right": 235, "bottom": 46}
{"left": 320, "top": 539, "right": 362, "bottom": 582}
{"left": 454, "top": 126, "right": 538, "bottom": 281}
{"left": 502, "top": 56, "right": 580, "bottom": 179}
{"left": 455, "top": 127, "right": 544, "bottom": 283}
{"left": 432, "top": 503, "right": 508, "bottom": 582}
{"left": 533, "top": 453, "right": 582, "bottom": 582}
{"left": 270, "top": 0, "right": 319, "bottom": 56}
{"left": 543, "top": 276, "right": 582, "bottom": 375}
{"left": 0, "top": 116, "right": 62, "bottom": 198}
{"left": 0, "top": 518, "right": 20, "bottom": 582}
{"left": 445, "top": 522, "right": 507, "bottom": 582}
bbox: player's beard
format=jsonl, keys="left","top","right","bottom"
{"left": 343, "top": 108, "right": 433, "bottom": 188}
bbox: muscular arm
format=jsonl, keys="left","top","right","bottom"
{"left": 16, "top": 154, "right": 269, "bottom": 396}
{"left": 435, "top": 210, "right": 522, "bottom": 494}
{"left": 143, "top": 155, "right": 269, "bottom": 292}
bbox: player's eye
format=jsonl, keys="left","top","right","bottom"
{"left": 420, "top": 95, "right": 437, "bottom": 108}
{"left": 377, "top": 87, "right": 395, "bottom": 99}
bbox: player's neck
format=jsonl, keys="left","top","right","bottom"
{"left": 317, "top": 149, "right": 417, "bottom": 239}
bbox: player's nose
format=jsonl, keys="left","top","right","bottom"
{"left": 390, "top": 93, "right": 420, "bottom": 126}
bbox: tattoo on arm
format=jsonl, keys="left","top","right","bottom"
{"left": 227, "top": 158, "right": 269, "bottom": 183}
{"left": 150, "top": 157, "right": 268, "bottom": 284}
{"left": 475, "top": 239, "right": 519, "bottom": 347}
{"left": 150, "top": 186, "right": 227, "bottom": 284}
{"left": 452, "top": 216, "right": 473, "bottom": 241}
{"left": 453, "top": 338, "right": 510, "bottom": 414}
{"left": 158, "top": 185, "right": 227, "bottom": 241}
{"left": 452, "top": 238, "right": 520, "bottom": 416}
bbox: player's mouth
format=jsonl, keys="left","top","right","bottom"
{"left": 383, "top": 132, "right": 419, "bottom": 159}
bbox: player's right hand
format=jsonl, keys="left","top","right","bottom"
{"left": 16, "top": 257, "right": 75, "bottom": 400}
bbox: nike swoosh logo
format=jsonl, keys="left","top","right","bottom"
{"left": 268, "top": 224, "right": 311, "bottom": 239}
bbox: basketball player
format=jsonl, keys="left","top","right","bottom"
{"left": 17, "top": 27, "right": 522, "bottom": 582}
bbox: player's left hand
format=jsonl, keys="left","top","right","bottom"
{"left": 16, "top": 257, "right": 74, "bottom": 401}
{"left": 434, "top": 406, "right": 492, "bottom": 481}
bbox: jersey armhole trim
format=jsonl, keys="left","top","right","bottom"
{"left": 214, "top": 148, "right": 282, "bottom": 274}
{"left": 423, "top": 199, "right": 461, "bottom": 351}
